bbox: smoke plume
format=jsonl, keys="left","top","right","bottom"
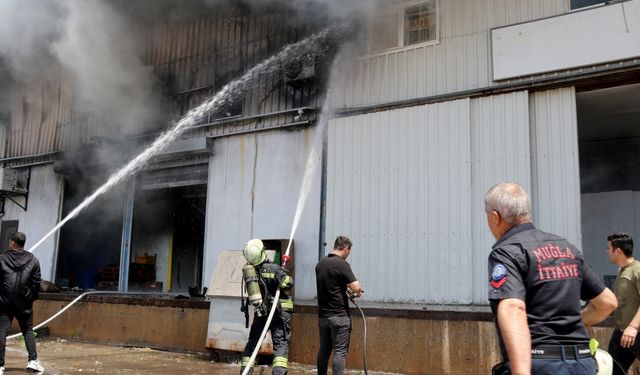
{"left": 0, "top": 0, "right": 373, "bottom": 137}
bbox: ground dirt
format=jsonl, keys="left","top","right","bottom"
{"left": 3, "top": 338, "right": 385, "bottom": 374}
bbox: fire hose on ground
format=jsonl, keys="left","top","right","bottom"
{"left": 240, "top": 261, "right": 369, "bottom": 375}
{"left": 7, "top": 291, "right": 166, "bottom": 340}
{"left": 13, "top": 288, "right": 616, "bottom": 375}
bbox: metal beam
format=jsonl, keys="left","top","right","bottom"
{"left": 118, "top": 179, "right": 136, "bottom": 292}
{"left": 335, "top": 60, "right": 640, "bottom": 118}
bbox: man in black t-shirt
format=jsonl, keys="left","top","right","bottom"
{"left": 485, "top": 183, "right": 617, "bottom": 375}
{"left": 315, "top": 235, "right": 362, "bottom": 375}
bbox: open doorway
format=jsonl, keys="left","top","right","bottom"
{"left": 53, "top": 139, "right": 209, "bottom": 292}
{"left": 0, "top": 220, "right": 19, "bottom": 254}
{"left": 578, "top": 82, "right": 640, "bottom": 286}
{"left": 56, "top": 173, "right": 125, "bottom": 290}
{"left": 131, "top": 185, "right": 206, "bottom": 293}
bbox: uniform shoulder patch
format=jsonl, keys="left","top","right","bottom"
{"left": 491, "top": 263, "right": 507, "bottom": 280}
{"left": 490, "top": 263, "right": 507, "bottom": 288}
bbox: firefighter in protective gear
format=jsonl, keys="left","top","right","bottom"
{"left": 240, "top": 239, "right": 294, "bottom": 375}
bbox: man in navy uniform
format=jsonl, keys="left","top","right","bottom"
{"left": 485, "top": 183, "right": 617, "bottom": 375}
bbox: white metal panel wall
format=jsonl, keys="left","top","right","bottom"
{"left": 334, "top": 0, "right": 567, "bottom": 108}
{"left": 326, "top": 99, "right": 472, "bottom": 304}
{"left": 530, "top": 87, "right": 582, "bottom": 248}
{"left": 470, "top": 91, "right": 530, "bottom": 304}
{"left": 2, "top": 164, "right": 63, "bottom": 281}
{"left": 203, "top": 127, "right": 322, "bottom": 300}
{"left": 492, "top": 0, "right": 640, "bottom": 80}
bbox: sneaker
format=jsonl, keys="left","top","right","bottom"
{"left": 0, "top": 365, "right": 4, "bottom": 374}
{"left": 26, "top": 360, "right": 44, "bottom": 372}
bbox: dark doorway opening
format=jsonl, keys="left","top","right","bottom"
{"left": 55, "top": 174, "right": 125, "bottom": 290}
{"left": 0, "top": 220, "right": 19, "bottom": 254}
{"left": 577, "top": 82, "right": 640, "bottom": 285}
{"left": 131, "top": 185, "right": 206, "bottom": 293}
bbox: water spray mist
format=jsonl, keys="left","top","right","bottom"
{"left": 28, "top": 24, "right": 347, "bottom": 255}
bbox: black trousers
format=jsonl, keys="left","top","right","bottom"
{"left": 0, "top": 310, "right": 38, "bottom": 367}
{"left": 317, "top": 315, "right": 352, "bottom": 375}
{"left": 241, "top": 310, "right": 291, "bottom": 375}
{"left": 608, "top": 329, "right": 640, "bottom": 375}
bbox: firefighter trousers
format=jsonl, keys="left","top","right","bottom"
{"left": 241, "top": 310, "right": 291, "bottom": 375}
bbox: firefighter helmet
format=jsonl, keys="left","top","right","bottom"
{"left": 243, "top": 239, "right": 266, "bottom": 266}
{"left": 595, "top": 348, "right": 612, "bottom": 375}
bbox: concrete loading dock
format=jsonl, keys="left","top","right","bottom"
{"left": 22, "top": 293, "right": 620, "bottom": 374}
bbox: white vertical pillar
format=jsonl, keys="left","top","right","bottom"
{"left": 529, "top": 87, "right": 581, "bottom": 248}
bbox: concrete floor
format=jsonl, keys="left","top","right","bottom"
{"left": 3, "top": 338, "right": 384, "bottom": 374}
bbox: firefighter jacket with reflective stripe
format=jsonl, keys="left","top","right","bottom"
{"left": 258, "top": 259, "right": 294, "bottom": 312}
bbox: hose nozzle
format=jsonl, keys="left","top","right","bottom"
{"left": 281, "top": 254, "right": 290, "bottom": 267}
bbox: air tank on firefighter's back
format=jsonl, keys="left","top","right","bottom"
{"left": 242, "top": 264, "right": 263, "bottom": 311}
{"left": 205, "top": 239, "right": 293, "bottom": 358}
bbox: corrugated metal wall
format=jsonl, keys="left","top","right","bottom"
{"left": 6, "top": 8, "right": 321, "bottom": 160}
{"left": 334, "top": 0, "right": 567, "bottom": 108}
{"left": 1, "top": 164, "right": 63, "bottom": 281}
{"left": 327, "top": 91, "right": 539, "bottom": 304}
{"left": 143, "top": 11, "right": 320, "bottom": 120}
{"left": 470, "top": 91, "right": 530, "bottom": 304}
{"left": 203, "top": 127, "right": 322, "bottom": 300}
{"left": 8, "top": 68, "right": 73, "bottom": 157}
{"left": 530, "top": 87, "right": 581, "bottom": 248}
{"left": 326, "top": 99, "right": 472, "bottom": 304}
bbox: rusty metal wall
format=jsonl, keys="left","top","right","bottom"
{"left": 7, "top": 66, "right": 136, "bottom": 162}
{"left": 33, "top": 294, "right": 620, "bottom": 375}
{"left": 7, "top": 68, "right": 74, "bottom": 159}
{"left": 34, "top": 297, "right": 210, "bottom": 353}
{"left": 290, "top": 310, "right": 617, "bottom": 375}
{"left": 144, "top": 10, "right": 320, "bottom": 130}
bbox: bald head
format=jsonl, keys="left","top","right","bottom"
{"left": 484, "top": 183, "right": 531, "bottom": 225}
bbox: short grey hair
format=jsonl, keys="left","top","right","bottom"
{"left": 484, "top": 183, "right": 531, "bottom": 224}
